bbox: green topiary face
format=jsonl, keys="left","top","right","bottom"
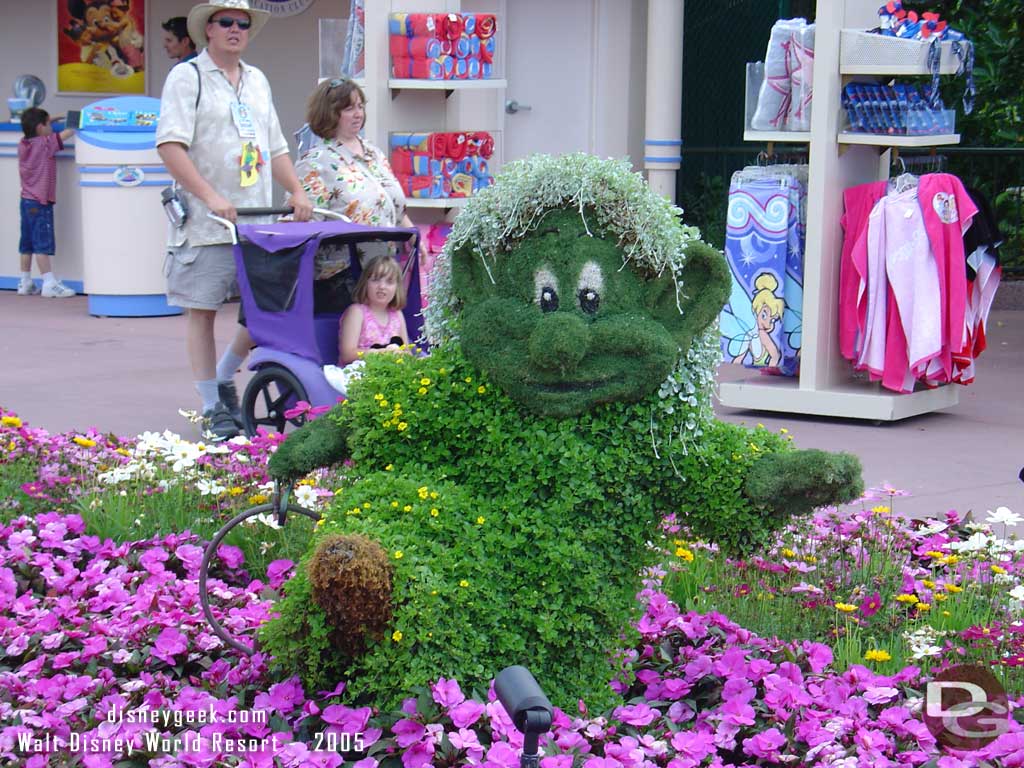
{"left": 452, "top": 208, "right": 727, "bottom": 417}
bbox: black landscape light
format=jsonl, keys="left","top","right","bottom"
{"left": 494, "top": 665, "right": 553, "bottom": 768}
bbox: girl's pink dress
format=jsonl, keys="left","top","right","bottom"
{"left": 354, "top": 303, "right": 404, "bottom": 349}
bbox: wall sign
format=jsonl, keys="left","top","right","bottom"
{"left": 56, "top": 0, "right": 146, "bottom": 95}
{"left": 249, "top": 0, "right": 316, "bottom": 16}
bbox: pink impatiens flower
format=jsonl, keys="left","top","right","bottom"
{"left": 152, "top": 627, "right": 187, "bottom": 663}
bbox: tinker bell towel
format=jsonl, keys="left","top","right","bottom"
{"left": 720, "top": 175, "right": 804, "bottom": 376}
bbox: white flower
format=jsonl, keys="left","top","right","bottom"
{"left": 294, "top": 484, "right": 319, "bottom": 511}
{"left": 916, "top": 521, "right": 948, "bottom": 536}
{"left": 1008, "top": 585, "right": 1024, "bottom": 603}
{"left": 987, "top": 506, "right": 1023, "bottom": 527}
{"left": 950, "top": 532, "right": 992, "bottom": 553}
{"left": 196, "top": 478, "right": 226, "bottom": 496}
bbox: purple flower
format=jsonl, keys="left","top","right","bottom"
{"left": 321, "top": 704, "right": 371, "bottom": 734}
{"left": 486, "top": 742, "right": 523, "bottom": 768}
{"left": 742, "top": 727, "right": 786, "bottom": 760}
{"left": 541, "top": 756, "right": 575, "bottom": 768}
{"left": 152, "top": 627, "right": 187, "bottom": 663}
{"left": 266, "top": 560, "right": 295, "bottom": 588}
{"left": 401, "top": 740, "right": 435, "bottom": 768}
{"left": 139, "top": 548, "right": 169, "bottom": 574}
{"left": 392, "top": 719, "right": 426, "bottom": 748}
{"left": 670, "top": 729, "right": 716, "bottom": 761}
{"left": 450, "top": 699, "right": 486, "bottom": 728}
{"left": 432, "top": 676, "right": 465, "bottom": 708}
{"left": 614, "top": 703, "right": 658, "bottom": 727}
{"left": 449, "top": 727, "right": 485, "bottom": 763}
{"left": 217, "top": 544, "right": 244, "bottom": 569}
{"left": 801, "top": 641, "right": 834, "bottom": 673}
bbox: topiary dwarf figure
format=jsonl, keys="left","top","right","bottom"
{"left": 260, "top": 153, "right": 862, "bottom": 710}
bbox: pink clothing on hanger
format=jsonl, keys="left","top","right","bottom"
{"left": 917, "top": 173, "right": 977, "bottom": 382}
{"left": 839, "top": 181, "right": 888, "bottom": 362}
{"left": 858, "top": 198, "right": 889, "bottom": 378}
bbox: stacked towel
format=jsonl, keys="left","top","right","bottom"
{"left": 389, "top": 12, "right": 498, "bottom": 80}
{"left": 750, "top": 19, "right": 816, "bottom": 132}
{"left": 390, "top": 131, "right": 496, "bottom": 199}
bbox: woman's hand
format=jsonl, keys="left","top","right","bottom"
{"left": 290, "top": 189, "right": 315, "bottom": 222}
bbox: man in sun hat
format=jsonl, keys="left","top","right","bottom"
{"left": 157, "top": 0, "right": 314, "bottom": 440}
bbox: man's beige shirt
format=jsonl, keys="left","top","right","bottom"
{"left": 156, "top": 49, "right": 289, "bottom": 246}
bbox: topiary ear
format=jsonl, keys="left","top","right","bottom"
{"left": 451, "top": 244, "right": 494, "bottom": 306}
{"left": 646, "top": 241, "right": 731, "bottom": 352}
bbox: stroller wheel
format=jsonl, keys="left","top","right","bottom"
{"left": 242, "top": 364, "right": 309, "bottom": 436}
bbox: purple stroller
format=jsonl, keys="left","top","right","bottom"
{"left": 213, "top": 209, "right": 422, "bottom": 435}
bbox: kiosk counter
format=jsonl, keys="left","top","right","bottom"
{"left": 75, "top": 96, "right": 180, "bottom": 317}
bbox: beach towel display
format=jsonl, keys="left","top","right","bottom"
{"left": 389, "top": 12, "right": 497, "bottom": 80}
{"left": 750, "top": 19, "right": 816, "bottom": 132}
{"left": 838, "top": 172, "right": 1000, "bottom": 392}
{"left": 389, "top": 131, "right": 495, "bottom": 200}
{"left": 720, "top": 164, "right": 808, "bottom": 377}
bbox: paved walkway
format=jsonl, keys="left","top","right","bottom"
{"left": 1, "top": 290, "right": 1022, "bottom": 522}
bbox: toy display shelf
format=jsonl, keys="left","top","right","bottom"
{"left": 724, "top": 0, "right": 962, "bottom": 421}
{"left": 840, "top": 29, "right": 965, "bottom": 76}
{"left": 388, "top": 78, "right": 507, "bottom": 98}
{"left": 743, "top": 130, "right": 810, "bottom": 143}
{"left": 405, "top": 197, "right": 469, "bottom": 209}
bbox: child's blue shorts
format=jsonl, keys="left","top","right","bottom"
{"left": 19, "top": 198, "right": 56, "bottom": 256}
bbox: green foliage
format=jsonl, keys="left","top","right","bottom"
{"left": 0, "top": 458, "right": 47, "bottom": 524}
{"left": 935, "top": 0, "right": 1023, "bottom": 146}
{"left": 678, "top": 172, "right": 728, "bottom": 250}
{"left": 744, "top": 448, "right": 864, "bottom": 519}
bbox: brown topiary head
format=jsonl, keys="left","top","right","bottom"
{"left": 308, "top": 534, "right": 393, "bottom": 657}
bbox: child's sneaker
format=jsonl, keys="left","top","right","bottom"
{"left": 41, "top": 281, "right": 75, "bottom": 298}
{"left": 17, "top": 279, "right": 40, "bottom": 295}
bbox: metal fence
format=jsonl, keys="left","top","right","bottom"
{"left": 677, "top": 146, "right": 1024, "bottom": 277}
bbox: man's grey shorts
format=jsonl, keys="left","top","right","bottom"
{"left": 164, "top": 242, "right": 238, "bottom": 310}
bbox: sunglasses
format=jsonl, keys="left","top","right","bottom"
{"left": 210, "top": 16, "right": 252, "bottom": 30}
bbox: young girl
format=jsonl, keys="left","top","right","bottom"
{"left": 339, "top": 255, "right": 410, "bottom": 365}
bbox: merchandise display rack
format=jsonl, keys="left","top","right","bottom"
{"left": 720, "top": 0, "right": 962, "bottom": 421}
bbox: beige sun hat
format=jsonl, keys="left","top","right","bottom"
{"left": 187, "top": 0, "right": 271, "bottom": 49}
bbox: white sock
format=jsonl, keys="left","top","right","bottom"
{"left": 21, "top": 271, "right": 31, "bottom": 282}
{"left": 42, "top": 272, "right": 56, "bottom": 286}
{"left": 196, "top": 379, "right": 220, "bottom": 412}
{"left": 216, "top": 349, "right": 245, "bottom": 383}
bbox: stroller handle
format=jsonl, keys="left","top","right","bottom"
{"left": 209, "top": 207, "right": 349, "bottom": 244}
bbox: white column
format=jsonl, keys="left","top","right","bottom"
{"left": 643, "top": 0, "right": 684, "bottom": 201}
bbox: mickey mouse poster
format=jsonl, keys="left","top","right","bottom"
{"left": 57, "top": 0, "right": 145, "bottom": 94}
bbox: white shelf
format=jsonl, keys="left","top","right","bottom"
{"left": 388, "top": 78, "right": 507, "bottom": 90}
{"left": 744, "top": 130, "right": 811, "bottom": 143}
{"left": 406, "top": 197, "right": 470, "bottom": 209}
{"left": 837, "top": 131, "right": 960, "bottom": 147}
{"left": 839, "top": 30, "right": 964, "bottom": 76}
{"left": 718, "top": 377, "right": 959, "bottom": 421}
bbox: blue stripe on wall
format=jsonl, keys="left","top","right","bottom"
{"left": 644, "top": 139, "right": 683, "bottom": 146}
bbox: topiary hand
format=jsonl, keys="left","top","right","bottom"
{"left": 267, "top": 408, "right": 350, "bottom": 483}
{"left": 744, "top": 449, "right": 864, "bottom": 520}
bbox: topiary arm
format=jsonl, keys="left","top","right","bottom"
{"left": 267, "top": 407, "right": 350, "bottom": 483}
{"left": 744, "top": 448, "right": 864, "bottom": 520}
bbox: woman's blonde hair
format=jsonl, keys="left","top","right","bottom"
{"left": 354, "top": 255, "right": 406, "bottom": 310}
{"left": 307, "top": 78, "right": 367, "bottom": 139}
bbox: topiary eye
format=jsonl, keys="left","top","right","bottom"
{"left": 534, "top": 268, "right": 560, "bottom": 313}
{"left": 578, "top": 288, "right": 600, "bottom": 314}
{"left": 540, "top": 287, "right": 559, "bottom": 313}
{"left": 576, "top": 261, "right": 604, "bottom": 316}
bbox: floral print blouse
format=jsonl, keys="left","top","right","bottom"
{"left": 295, "top": 137, "right": 407, "bottom": 227}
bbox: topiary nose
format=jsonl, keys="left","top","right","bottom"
{"left": 529, "top": 312, "right": 589, "bottom": 374}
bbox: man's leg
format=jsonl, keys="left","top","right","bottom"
{"left": 187, "top": 307, "right": 220, "bottom": 412}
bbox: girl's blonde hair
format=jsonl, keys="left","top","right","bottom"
{"left": 751, "top": 273, "right": 784, "bottom": 319}
{"left": 354, "top": 255, "right": 406, "bottom": 310}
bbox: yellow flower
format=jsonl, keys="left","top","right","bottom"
{"left": 834, "top": 602, "right": 858, "bottom": 613}
{"left": 943, "top": 583, "right": 963, "bottom": 593}
{"left": 1, "top": 415, "right": 23, "bottom": 428}
{"left": 779, "top": 428, "right": 789, "bottom": 434}
{"left": 915, "top": 602, "right": 931, "bottom": 611}
{"left": 403, "top": 505, "right": 413, "bottom": 512}
{"left": 749, "top": 443, "right": 760, "bottom": 452}
{"left": 942, "top": 610, "right": 951, "bottom": 616}
{"left": 363, "top": 502, "right": 372, "bottom": 508}
{"left": 392, "top": 631, "right": 403, "bottom": 642}
{"left": 420, "top": 378, "right": 431, "bottom": 386}
{"left": 781, "top": 548, "right": 796, "bottom": 558}
{"left": 315, "top": 519, "right": 325, "bottom": 527}
{"left": 477, "top": 386, "right": 486, "bottom": 394}
{"left": 73, "top": 436, "right": 97, "bottom": 448}
{"left": 464, "top": 377, "right": 473, "bottom": 383}
{"left": 944, "top": 555, "right": 961, "bottom": 565}
{"left": 248, "top": 493, "right": 268, "bottom": 505}
{"left": 439, "top": 368, "right": 447, "bottom": 375}
{"left": 115, "top": 447, "right": 131, "bottom": 457}
{"left": 397, "top": 422, "right": 408, "bottom": 431}
{"left": 922, "top": 579, "right": 935, "bottom": 589}
{"left": 418, "top": 387, "right": 428, "bottom": 395}
{"left": 864, "top": 649, "right": 892, "bottom": 663}
{"left": 476, "top": 516, "right": 485, "bottom": 525}
{"left": 675, "top": 547, "right": 694, "bottom": 562}
{"left": 346, "top": 507, "right": 361, "bottom": 516}
{"left": 895, "top": 593, "right": 918, "bottom": 604}
{"left": 228, "top": 486, "right": 244, "bottom": 496}
{"left": 991, "top": 565, "right": 1007, "bottom": 575}
{"left": 934, "top": 593, "right": 947, "bottom": 602}
{"left": 871, "top": 505, "right": 891, "bottom": 515}
{"left": 430, "top": 508, "right": 439, "bottom": 517}
{"left": 391, "top": 501, "right": 399, "bottom": 508}
{"left": 924, "top": 550, "right": 945, "bottom": 559}
{"left": 418, "top": 486, "right": 429, "bottom": 499}
{"left": 430, "top": 491, "right": 439, "bottom": 499}
{"left": 459, "top": 579, "right": 469, "bottom": 588}
{"left": 385, "top": 464, "right": 394, "bottom": 471}
{"left": 394, "top": 550, "right": 404, "bottom": 559}
{"left": 379, "top": 399, "right": 389, "bottom": 408}
{"left": 374, "top": 393, "right": 384, "bottom": 401}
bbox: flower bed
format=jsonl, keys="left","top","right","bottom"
{"left": 2, "top": 408, "right": 1023, "bottom": 767}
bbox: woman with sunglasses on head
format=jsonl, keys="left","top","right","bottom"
{"left": 293, "top": 78, "right": 425, "bottom": 278}
{"left": 156, "top": 0, "right": 314, "bottom": 440}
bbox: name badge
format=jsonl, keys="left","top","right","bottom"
{"left": 231, "top": 101, "right": 256, "bottom": 139}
